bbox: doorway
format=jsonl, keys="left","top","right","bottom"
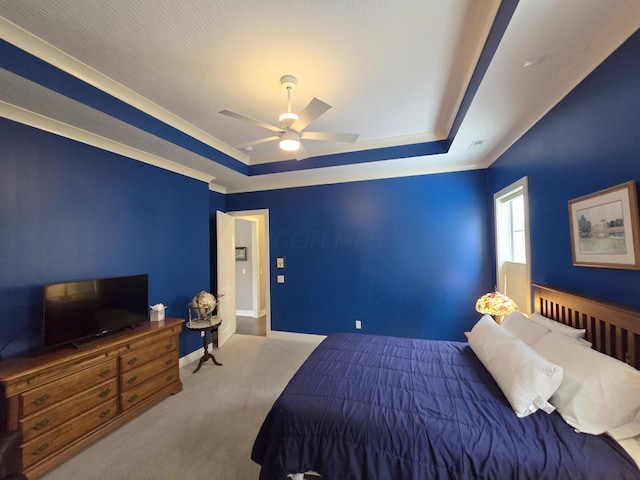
{"left": 228, "top": 209, "right": 271, "bottom": 337}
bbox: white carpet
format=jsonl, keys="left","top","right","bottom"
{"left": 40, "top": 334, "right": 321, "bottom": 480}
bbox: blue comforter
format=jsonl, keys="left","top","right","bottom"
{"left": 252, "top": 333, "right": 640, "bottom": 479}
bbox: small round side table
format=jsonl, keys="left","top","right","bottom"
{"left": 185, "top": 316, "right": 223, "bottom": 373}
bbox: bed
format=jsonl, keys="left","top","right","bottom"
{"left": 252, "top": 284, "right": 640, "bottom": 479}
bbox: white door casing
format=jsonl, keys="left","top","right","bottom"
{"left": 228, "top": 209, "right": 271, "bottom": 335}
{"left": 216, "top": 211, "right": 236, "bottom": 347}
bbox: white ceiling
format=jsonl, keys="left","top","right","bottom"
{"left": 0, "top": 0, "right": 639, "bottom": 193}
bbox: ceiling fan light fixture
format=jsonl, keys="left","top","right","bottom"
{"left": 279, "top": 112, "right": 299, "bottom": 129}
{"left": 278, "top": 112, "right": 298, "bottom": 123}
{"left": 279, "top": 131, "right": 300, "bottom": 151}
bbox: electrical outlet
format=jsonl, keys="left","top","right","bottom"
{"left": 355, "top": 320, "right": 362, "bottom": 329}
{"left": 201, "top": 331, "right": 205, "bottom": 337}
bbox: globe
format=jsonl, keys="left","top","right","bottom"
{"left": 191, "top": 291, "right": 216, "bottom": 319}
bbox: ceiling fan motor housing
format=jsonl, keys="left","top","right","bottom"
{"left": 280, "top": 75, "right": 297, "bottom": 91}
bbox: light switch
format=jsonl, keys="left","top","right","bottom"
{"left": 242, "top": 268, "right": 246, "bottom": 275}
{"left": 277, "top": 275, "right": 285, "bottom": 283}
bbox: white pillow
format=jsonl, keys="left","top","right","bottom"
{"left": 469, "top": 315, "right": 563, "bottom": 418}
{"left": 502, "top": 311, "right": 551, "bottom": 345}
{"left": 532, "top": 332, "right": 640, "bottom": 439}
{"left": 529, "top": 312, "right": 586, "bottom": 339}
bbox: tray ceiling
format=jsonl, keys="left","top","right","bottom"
{"left": 0, "top": 0, "right": 638, "bottom": 192}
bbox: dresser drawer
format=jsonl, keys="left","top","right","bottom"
{"left": 21, "top": 398, "right": 118, "bottom": 469}
{"left": 4, "top": 349, "right": 117, "bottom": 398}
{"left": 122, "top": 325, "right": 181, "bottom": 352}
{"left": 120, "top": 365, "right": 179, "bottom": 412}
{"left": 20, "top": 378, "right": 118, "bottom": 442}
{"left": 120, "top": 351, "right": 177, "bottom": 392}
{"left": 20, "top": 359, "right": 118, "bottom": 417}
{"left": 120, "top": 336, "right": 177, "bottom": 373}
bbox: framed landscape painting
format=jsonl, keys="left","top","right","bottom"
{"left": 568, "top": 181, "right": 640, "bottom": 269}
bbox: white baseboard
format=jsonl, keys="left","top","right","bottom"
{"left": 267, "top": 330, "right": 326, "bottom": 343}
{"left": 179, "top": 345, "right": 206, "bottom": 369}
{"left": 236, "top": 309, "right": 256, "bottom": 317}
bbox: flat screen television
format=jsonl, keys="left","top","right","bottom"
{"left": 43, "top": 273, "right": 149, "bottom": 348}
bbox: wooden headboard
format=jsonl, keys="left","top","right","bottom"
{"left": 533, "top": 284, "right": 640, "bottom": 369}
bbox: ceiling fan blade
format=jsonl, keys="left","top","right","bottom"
{"left": 238, "top": 136, "right": 280, "bottom": 150}
{"left": 300, "top": 132, "right": 359, "bottom": 143}
{"left": 290, "top": 98, "right": 331, "bottom": 133}
{"left": 219, "top": 110, "right": 283, "bottom": 134}
{"left": 294, "top": 144, "right": 310, "bottom": 161}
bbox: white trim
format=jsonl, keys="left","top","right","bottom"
{"left": 0, "top": 16, "right": 249, "bottom": 165}
{"left": 208, "top": 183, "right": 227, "bottom": 194}
{"left": 228, "top": 210, "right": 272, "bottom": 336}
{"left": 250, "top": 221, "right": 260, "bottom": 317}
{"left": 179, "top": 347, "right": 206, "bottom": 369}
{"left": 267, "top": 330, "right": 327, "bottom": 343}
{"left": 494, "top": 176, "right": 532, "bottom": 314}
{"left": 249, "top": 131, "right": 445, "bottom": 165}
{"left": 0, "top": 101, "right": 216, "bottom": 184}
{"left": 235, "top": 309, "right": 255, "bottom": 317}
{"left": 223, "top": 162, "right": 484, "bottom": 195}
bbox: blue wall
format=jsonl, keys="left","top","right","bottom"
{"left": 0, "top": 119, "right": 211, "bottom": 359}
{"left": 209, "top": 191, "right": 226, "bottom": 293}
{"left": 5, "top": 28, "right": 637, "bottom": 359}
{"left": 488, "top": 30, "right": 640, "bottom": 308}
{"left": 226, "top": 171, "right": 492, "bottom": 341}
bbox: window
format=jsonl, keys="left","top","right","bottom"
{"left": 494, "top": 178, "right": 531, "bottom": 314}
{"left": 506, "top": 193, "right": 526, "bottom": 263}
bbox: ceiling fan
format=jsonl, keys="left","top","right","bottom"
{"left": 219, "top": 75, "right": 359, "bottom": 160}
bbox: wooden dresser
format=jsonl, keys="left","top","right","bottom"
{"left": 0, "top": 318, "right": 183, "bottom": 479}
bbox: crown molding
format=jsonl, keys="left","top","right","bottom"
{"left": 0, "top": 101, "right": 216, "bottom": 184}
{"left": 0, "top": 15, "right": 249, "bottom": 164}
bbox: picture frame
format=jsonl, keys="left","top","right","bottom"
{"left": 235, "top": 247, "right": 247, "bottom": 261}
{"left": 568, "top": 181, "right": 640, "bottom": 269}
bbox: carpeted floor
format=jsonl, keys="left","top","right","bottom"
{"left": 40, "top": 334, "right": 321, "bottom": 480}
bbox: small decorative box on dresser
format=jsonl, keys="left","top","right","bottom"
{"left": 0, "top": 318, "right": 183, "bottom": 479}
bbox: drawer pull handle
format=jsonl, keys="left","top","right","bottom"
{"left": 165, "top": 343, "right": 173, "bottom": 350}
{"left": 127, "top": 357, "right": 138, "bottom": 366}
{"left": 33, "top": 418, "right": 51, "bottom": 431}
{"left": 32, "top": 443, "right": 49, "bottom": 456}
{"left": 99, "top": 409, "right": 112, "bottom": 419}
{"left": 166, "top": 374, "right": 174, "bottom": 382}
{"left": 99, "top": 388, "right": 112, "bottom": 398}
{"left": 32, "top": 393, "right": 50, "bottom": 406}
{"left": 99, "top": 368, "right": 111, "bottom": 377}
{"left": 165, "top": 359, "right": 173, "bottom": 366}
{"left": 127, "top": 376, "right": 138, "bottom": 385}
{"left": 127, "top": 394, "right": 138, "bottom": 403}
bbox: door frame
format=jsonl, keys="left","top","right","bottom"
{"left": 228, "top": 209, "right": 271, "bottom": 336}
